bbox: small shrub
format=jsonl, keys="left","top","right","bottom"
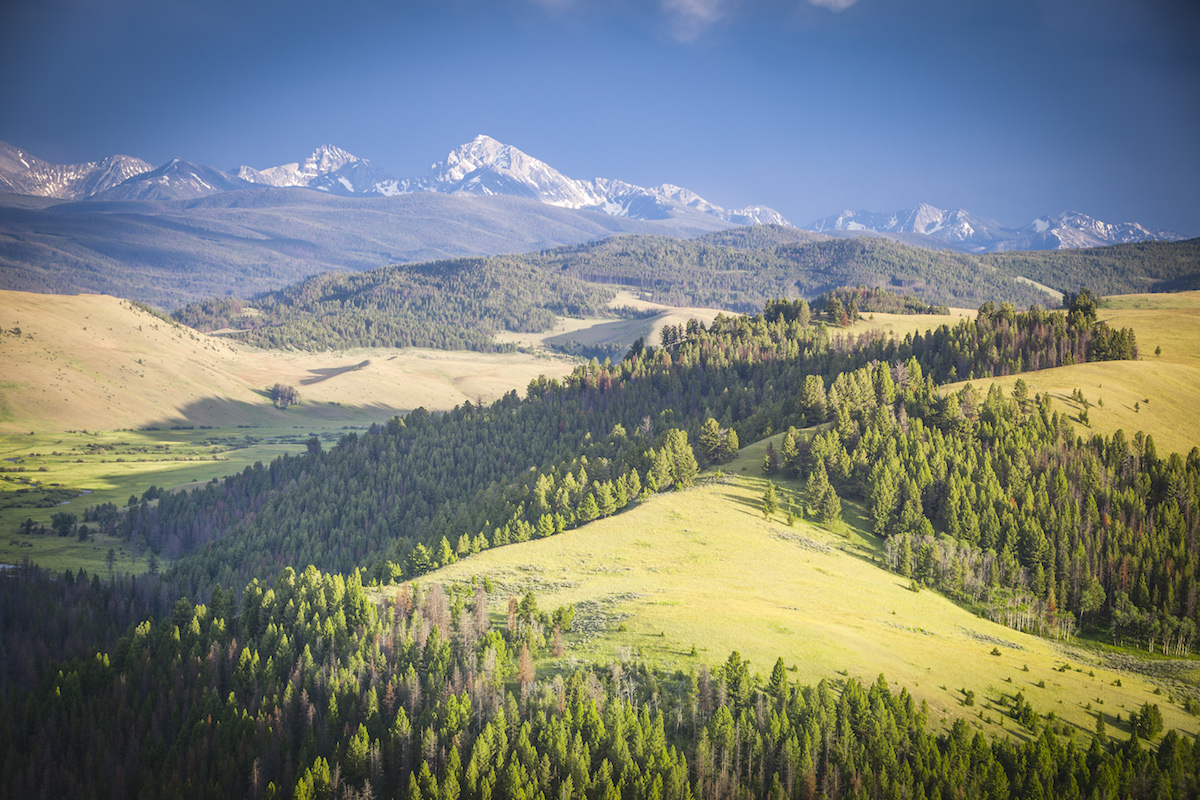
{"left": 990, "top": 647, "right": 1002, "bottom": 656}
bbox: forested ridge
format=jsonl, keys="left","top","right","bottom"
{"left": 983, "top": 239, "right": 1200, "bottom": 298}
{"left": 538, "top": 235, "right": 1043, "bottom": 312}
{"left": 119, "top": 295, "right": 1156, "bottom": 639}
{"left": 172, "top": 228, "right": 1200, "bottom": 353}
{"left": 172, "top": 257, "right": 617, "bottom": 352}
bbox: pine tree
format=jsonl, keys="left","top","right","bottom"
{"left": 800, "top": 374, "right": 827, "bottom": 422}
{"left": 722, "top": 428, "right": 739, "bottom": 460}
{"left": 698, "top": 418, "right": 723, "bottom": 463}
{"left": 780, "top": 429, "right": 800, "bottom": 477}
{"left": 762, "top": 442, "right": 780, "bottom": 474}
{"left": 762, "top": 482, "right": 779, "bottom": 518}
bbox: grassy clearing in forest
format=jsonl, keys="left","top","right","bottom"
{"left": 423, "top": 433, "right": 1200, "bottom": 740}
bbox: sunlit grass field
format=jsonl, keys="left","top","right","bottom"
{"left": 944, "top": 291, "right": 1200, "bottom": 455}
{"left": 0, "top": 289, "right": 581, "bottom": 567}
{"left": 423, "top": 433, "right": 1200, "bottom": 740}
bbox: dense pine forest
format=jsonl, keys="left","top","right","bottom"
{"left": 127, "top": 295, "right": 1135, "bottom": 596}
{"left": 982, "top": 239, "right": 1200, "bottom": 298}
{"left": 172, "top": 257, "right": 618, "bottom": 352}
{"left": 8, "top": 282, "right": 1200, "bottom": 799}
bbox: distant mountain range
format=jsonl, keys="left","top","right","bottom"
{"left": 803, "top": 203, "right": 1186, "bottom": 253}
{"left": 0, "top": 142, "right": 152, "bottom": 200}
{"left": 0, "top": 136, "right": 786, "bottom": 227}
{"left": 5, "top": 137, "right": 1186, "bottom": 252}
{"left": 0, "top": 136, "right": 1194, "bottom": 308}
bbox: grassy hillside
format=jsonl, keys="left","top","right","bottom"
{"left": 0, "top": 289, "right": 580, "bottom": 569}
{"left": 944, "top": 291, "right": 1200, "bottom": 455}
{"left": 0, "top": 289, "right": 576, "bottom": 434}
{"left": 424, "top": 434, "right": 1200, "bottom": 739}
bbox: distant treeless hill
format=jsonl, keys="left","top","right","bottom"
{"left": 0, "top": 290, "right": 577, "bottom": 434}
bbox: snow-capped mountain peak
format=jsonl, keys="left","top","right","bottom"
{"left": 235, "top": 145, "right": 364, "bottom": 189}
{"left": 394, "top": 135, "right": 790, "bottom": 224}
{"left": 0, "top": 141, "right": 152, "bottom": 200}
{"left": 302, "top": 144, "right": 358, "bottom": 177}
{"left": 1012, "top": 210, "right": 1184, "bottom": 251}
{"left": 407, "top": 135, "right": 605, "bottom": 209}
{"left": 805, "top": 203, "right": 1183, "bottom": 253}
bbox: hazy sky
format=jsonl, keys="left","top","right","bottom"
{"left": 2, "top": 0, "right": 1198, "bottom": 233}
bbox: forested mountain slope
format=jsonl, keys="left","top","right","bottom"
{"left": 174, "top": 231, "right": 1200, "bottom": 354}
{"left": 173, "top": 256, "right": 620, "bottom": 352}
{"left": 983, "top": 239, "right": 1200, "bottom": 297}
{"left": 118, "top": 298, "right": 1170, "bottom": 646}
{"left": 0, "top": 190, "right": 730, "bottom": 307}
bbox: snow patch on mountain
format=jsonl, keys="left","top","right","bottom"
{"left": 0, "top": 141, "right": 152, "bottom": 200}
{"left": 95, "top": 159, "right": 253, "bottom": 201}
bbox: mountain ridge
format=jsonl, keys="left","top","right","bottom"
{"left": 805, "top": 203, "right": 1185, "bottom": 253}
{"left": 0, "top": 137, "right": 1186, "bottom": 259}
{"left": 0, "top": 142, "right": 152, "bottom": 200}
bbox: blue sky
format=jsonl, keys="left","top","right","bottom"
{"left": 2, "top": 0, "right": 1198, "bottom": 233}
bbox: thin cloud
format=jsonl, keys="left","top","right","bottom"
{"left": 662, "top": 0, "right": 733, "bottom": 40}
{"left": 809, "top": 0, "right": 859, "bottom": 10}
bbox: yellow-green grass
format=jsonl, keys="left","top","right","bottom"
{"left": 0, "top": 289, "right": 577, "bottom": 435}
{"left": 1101, "top": 291, "right": 1200, "bottom": 313}
{"left": 0, "top": 289, "right": 580, "bottom": 568}
{"left": 497, "top": 292, "right": 977, "bottom": 359}
{"left": 2, "top": 529, "right": 150, "bottom": 576}
{"left": 414, "top": 434, "right": 1199, "bottom": 740}
{"left": 843, "top": 307, "right": 976, "bottom": 338}
{"left": 944, "top": 291, "right": 1200, "bottom": 455}
{"left": 494, "top": 291, "right": 730, "bottom": 354}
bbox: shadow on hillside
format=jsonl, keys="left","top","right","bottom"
{"left": 716, "top": 478, "right": 883, "bottom": 564}
{"left": 544, "top": 316, "right": 652, "bottom": 349}
{"left": 140, "top": 394, "right": 410, "bottom": 431}
{"left": 298, "top": 360, "right": 372, "bottom": 385}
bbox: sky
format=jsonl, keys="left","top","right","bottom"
{"left": 2, "top": 0, "right": 1198, "bottom": 234}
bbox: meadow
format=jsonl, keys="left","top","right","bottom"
{"left": 424, "top": 432, "right": 1200, "bottom": 740}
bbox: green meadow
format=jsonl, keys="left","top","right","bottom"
{"left": 419, "top": 432, "right": 1200, "bottom": 740}
{"left": 0, "top": 423, "right": 361, "bottom": 572}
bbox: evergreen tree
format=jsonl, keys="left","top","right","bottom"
{"left": 762, "top": 482, "right": 779, "bottom": 518}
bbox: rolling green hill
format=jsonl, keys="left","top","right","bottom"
{"left": 427, "top": 434, "right": 1200, "bottom": 739}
